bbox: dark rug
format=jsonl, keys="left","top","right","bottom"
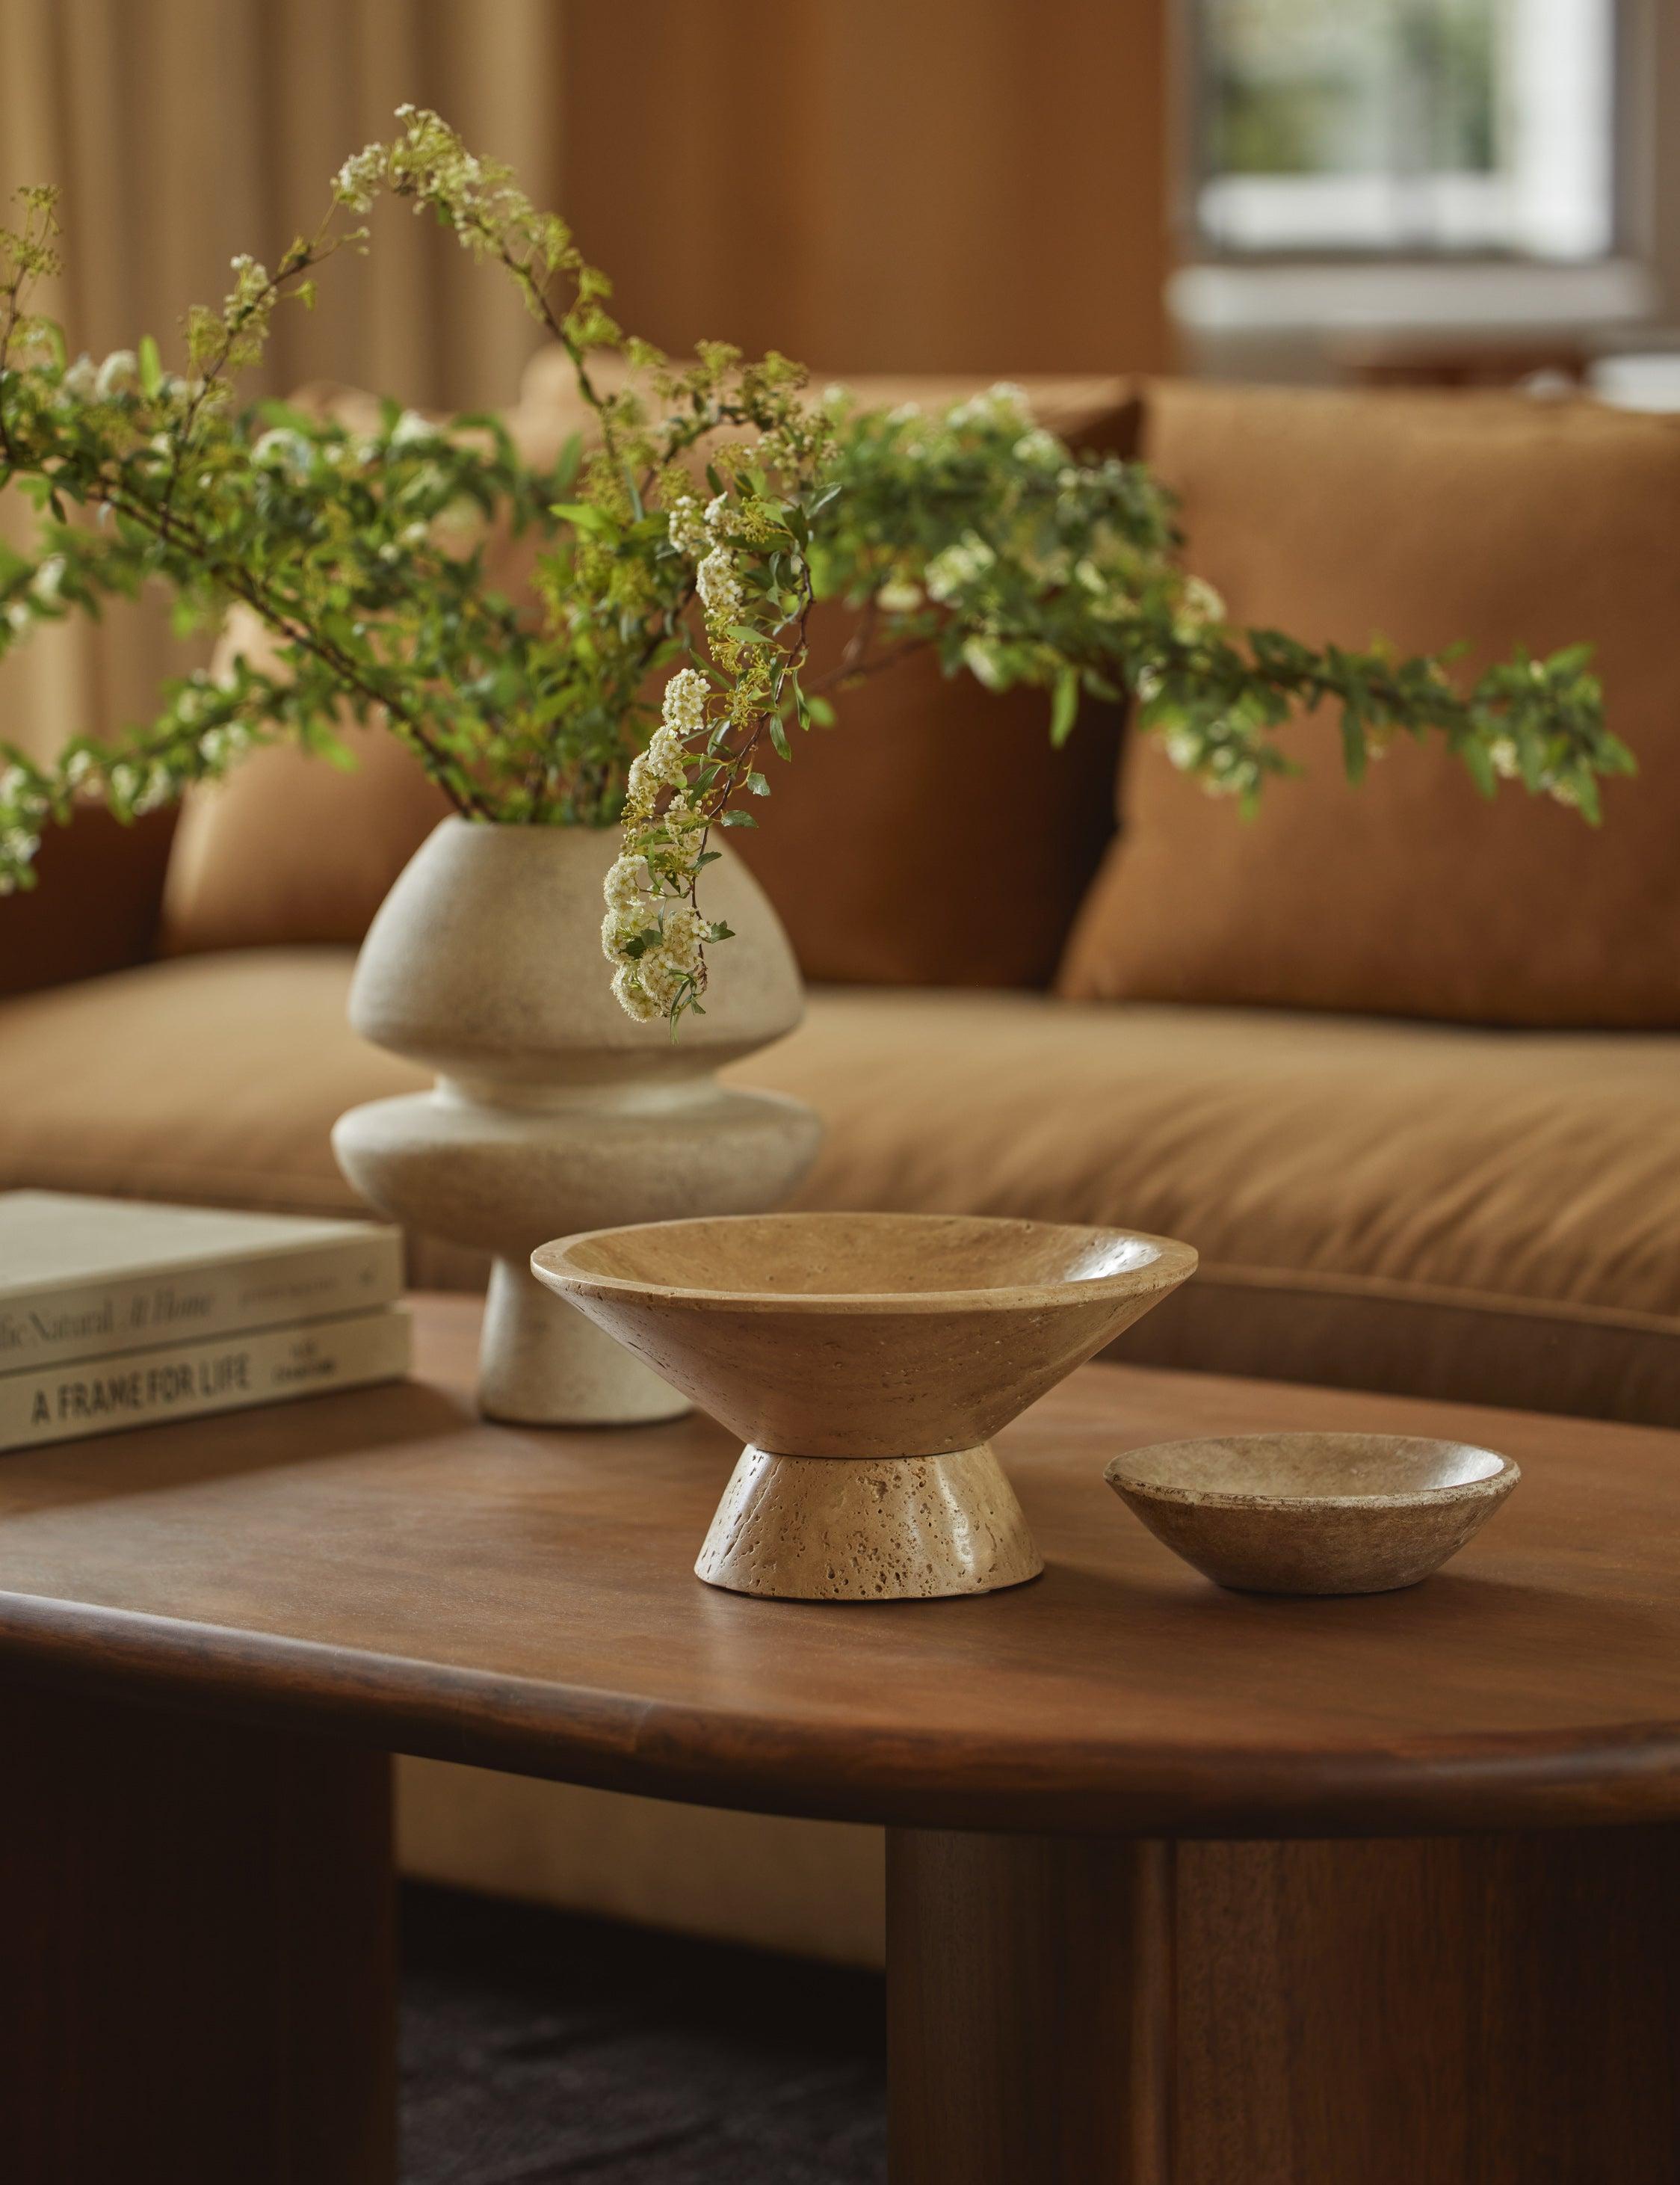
{"left": 401, "top": 1884, "right": 887, "bottom": 2185}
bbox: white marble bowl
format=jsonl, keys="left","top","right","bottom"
{"left": 1105, "top": 1432, "right": 1520, "bottom": 1595}
{"left": 534, "top": 1211, "right": 1196, "bottom": 1600}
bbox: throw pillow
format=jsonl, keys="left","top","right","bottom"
{"left": 1058, "top": 380, "right": 1680, "bottom": 1025}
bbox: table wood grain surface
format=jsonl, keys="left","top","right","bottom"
{"left": 1, "top": 1292, "right": 1676, "bottom": 1837}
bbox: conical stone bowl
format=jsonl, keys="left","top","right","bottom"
{"left": 531, "top": 1211, "right": 1197, "bottom": 1601}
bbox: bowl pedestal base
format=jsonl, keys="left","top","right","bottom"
{"left": 694, "top": 1443, "right": 1045, "bottom": 1602}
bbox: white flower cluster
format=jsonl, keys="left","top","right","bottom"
{"left": 1173, "top": 576, "right": 1226, "bottom": 638}
{"left": 1011, "top": 427, "right": 1061, "bottom": 468}
{"left": 704, "top": 492, "right": 746, "bottom": 540}
{"left": 0, "top": 829, "right": 37, "bottom": 894}
{"left": 0, "top": 762, "right": 40, "bottom": 822}
{"left": 58, "top": 354, "right": 97, "bottom": 401}
{"left": 625, "top": 726, "right": 690, "bottom": 810}
{"left": 2, "top": 555, "right": 68, "bottom": 638}
{"left": 388, "top": 409, "right": 436, "bottom": 450}
{"left": 95, "top": 350, "right": 137, "bottom": 399}
{"left": 1161, "top": 727, "right": 1250, "bottom": 800}
{"left": 960, "top": 637, "right": 1007, "bottom": 691}
{"left": 1485, "top": 732, "right": 1578, "bottom": 807}
{"left": 601, "top": 846, "right": 709, "bottom": 1023}
{"left": 1069, "top": 552, "right": 1135, "bottom": 624}
{"left": 924, "top": 531, "right": 996, "bottom": 604}
{"left": 667, "top": 494, "right": 710, "bottom": 558}
{"left": 601, "top": 668, "right": 717, "bottom": 1020}
{"left": 663, "top": 482, "right": 760, "bottom": 654}
{"left": 659, "top": 665, "right": 710, "bottom": 739}
{"left": 876, "top": 576, "right": 924, "bottom": 615}
{"left": 107, "top": 760, "right": 179, "bottom": 816}
{"left": 333, "top": 145, "right": 386, "bottom": 213}
{"left": 55, "top": 348, "right": 164, "bottom": 407}
{"left": 606, "top": 899, "right": 709, "bottom": 1023}
{"left": 253, "top": 427, "right": 315, "bottom": 478}
{"left": 946, "top": 383, "right": 1031, "bottom": 433}
{"left": 667, "top": 488, "right": 753, "bottom": 632}
{"left": 336, "top": 108, "right": 492, "bottom": 235}
{"left": 696, "top": 545, "right": 744, "bottom": 624}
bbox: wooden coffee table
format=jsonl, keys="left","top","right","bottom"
{"left": 1, "top": 1294, "right": 1677, "bottom": 2184}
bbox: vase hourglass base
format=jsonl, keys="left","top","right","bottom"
{"left": 478, "top": 1259, "right": 691, "bottom": 1428}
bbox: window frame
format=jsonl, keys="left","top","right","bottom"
{"left": 1176, "top": 0, "right": 1649, "bottom": 274}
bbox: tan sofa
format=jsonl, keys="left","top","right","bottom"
{"left": 4, "top": 375, "right": 1678, "bottom": 1963}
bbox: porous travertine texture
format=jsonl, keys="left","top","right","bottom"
{"left": 694, "top": 1443, "right": 1045, "bottom": 1601}
{"left": 1105, "top": 1432, "right": 1520, "bottom": 1595}
{"left": 536, "top": 1212, "right": 1196, "bottom": 1456}
{"left": 333, "top": 821, "right": 821, "bottom": 1425}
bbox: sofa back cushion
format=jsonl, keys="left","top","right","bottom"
{"left": 161, "top": 361, "right": 1138, "bottom": 987}
{"left": 1, "top": 805, "right": 179, "bottom": 998}
{"left": 1057, "top": 380, "right": 1680, "bottom": 1026}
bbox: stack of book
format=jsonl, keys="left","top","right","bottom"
{"left": 0, "top": 1191, "right": 410, "bottom": 1452}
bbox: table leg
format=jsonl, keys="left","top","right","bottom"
{"left": 888, "top": 1825, "right": 1680, "bottom": 2185}
{"left": 887, "top": 1828, "right": 1174, "bottom": 2184}
{"left": 1176, "top": 1830, "right": 1680, "bottom": 2185}
{"left": 0, "top": 1683, "right": 395, "bottom": 2185}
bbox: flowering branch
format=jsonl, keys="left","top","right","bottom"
{"left": 0, "top": 111, "right": 1637, "bottom": 1034}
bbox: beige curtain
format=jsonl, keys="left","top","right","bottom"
{"left": 1, "top": 0, "right": 1174, "bottom": 764}
{"left": 0, "top": 0, "right": 564, "bottom": 762}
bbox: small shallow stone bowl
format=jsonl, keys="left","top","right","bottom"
{"left": 533, "top": 1211, "right": 1196, "bottom": 1603}
{"left": 1105, "top": 1432, "right": 1520, "bottom": 1596}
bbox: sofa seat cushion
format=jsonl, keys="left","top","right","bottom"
{"left": 1, "top": 958, "right": 1675, "bottom": 1423}
{"left": 0, "top": 950, "right": 489, "bottom": 1292}
{"left": 755, "top": 991, "right": 1680, "bottom": 1426}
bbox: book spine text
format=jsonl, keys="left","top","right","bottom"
{"left": 0, "top": 1307, "right": 412, "bottom": 1452}
{"left": 0, "top": 1231, "right": 404, "bottom": 1372}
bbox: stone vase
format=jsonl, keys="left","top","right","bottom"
{"left": 333, "top": 817, "right": 821, "bottom": 1426}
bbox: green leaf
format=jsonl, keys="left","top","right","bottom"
{"left": 1339, "top": 708, "right": 1367, "bottom": 783}
{"left": 552, "top": 500, "right": 616, "bottom": 537}
{"left": 1049, "top": 668, "right": 1079, "bottom": 748}
{"left": 805, "top": 694, "right": 836, "bottom": 728}
{"left": 768, "top": 715, "right": 791, "bottom": 762}
{"left": 1600, "top": 732, "right": 1637, "bottom": 777}
{"left": 138, "top": 335, "right": 162, "bottom": 396}
{"left": 747, "top": 770, "right": 770, "bottom": 795}
{"left": 1460, "top": 740, "right": 1496, "bottom": 799}
{"left": 719, "top": 807, "right": 756, "bottom": 828}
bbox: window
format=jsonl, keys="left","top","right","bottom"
{"left": 1193, "top": 0, "right": 1619, "bottom": 259}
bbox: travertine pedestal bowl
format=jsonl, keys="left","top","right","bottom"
{"left": 532, "top": 1211, "right": 1196, "bottom": 1601}
{"left": 1105, "top": 1432, "right": 1520, "bottom": 1596}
